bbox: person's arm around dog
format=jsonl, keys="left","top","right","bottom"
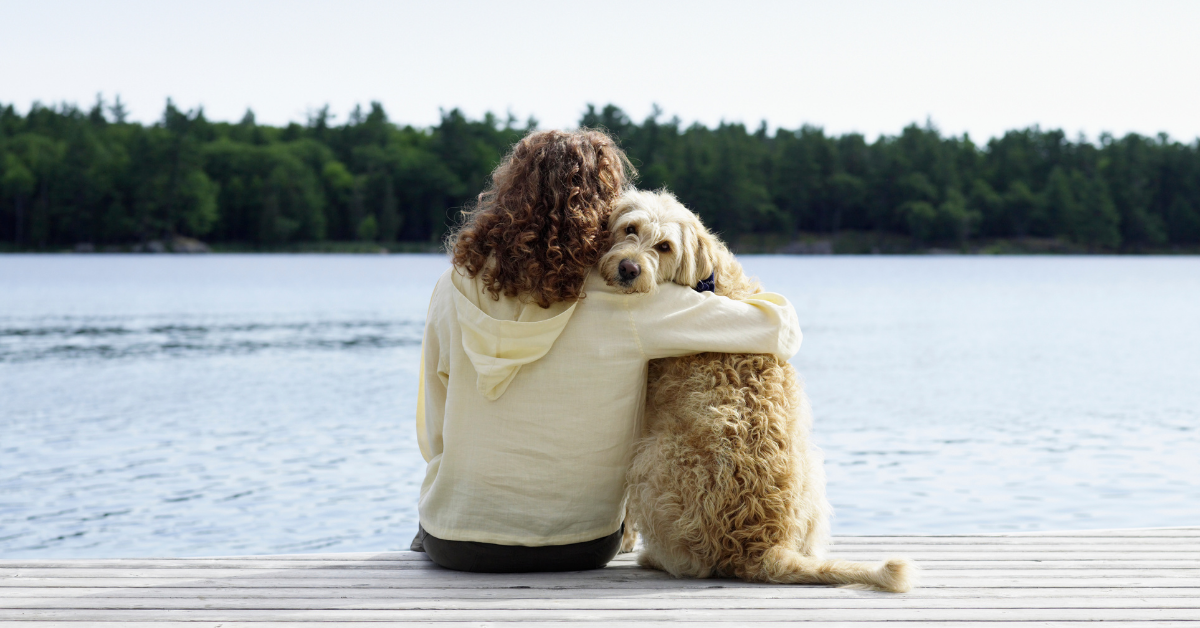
{"left": 628, "top": 282, "right": 802, "bottom": 362}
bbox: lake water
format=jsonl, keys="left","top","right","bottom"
{"left": 1, "top": 255, "right": 1198, "bottom": 558}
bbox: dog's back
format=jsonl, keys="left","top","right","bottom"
{"left": 608, "top": 189, "right": 914, "bottom": 591}
{"left": 628, "top": 350, "right": 832, "bottom": 579}
{"left": 626, "top": 246, "right": 914, "bottom": 592}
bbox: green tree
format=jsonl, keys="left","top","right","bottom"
{"left": 378, "top": 176, "right": 400, "bottom": 242}
{"left": 1002, "top": 181, "right": 1038, "bottom": 237}
{"left": 1, "top": 152, "right": 35, "bottom": 244}
{"left": 1165, "top": 196, "right": 1200, "bottom": 243}
{"left": 1067, "top": 173, "right": 1122, "bottom": 249}
{"left": 357, "top": 214, "right": 378, "bottom": 241}
{"left": 901, "top": 201, "right": 938, "bottom": 244}
{"left": 825, "top": 172, "right": 867, "bottom": 234}
{"left": 3, "top": 98, "right": 1200, "bottom": 250}
{"left": 969, "top": 179, "right": 1003, "bottom": 235}
{"left": 938, "top": 188, "right": 980, "bottom": 246}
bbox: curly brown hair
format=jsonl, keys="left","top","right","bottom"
{"left": 450, "top": 129, "right": 633, "bottom": 308}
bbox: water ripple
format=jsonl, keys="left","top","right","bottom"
{"left": 0, "top": 318, "right": 423, "bottom": 362}
{"left": 2, "top": 255, "right": 1199, "bottom": 558}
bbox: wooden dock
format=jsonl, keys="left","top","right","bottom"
{"left": 2, "top": 527, "right": 1198, "bottom": 626}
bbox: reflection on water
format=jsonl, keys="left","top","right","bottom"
{"left": 1, "top": 254, "right": 1198, "bottom": 558}
{"left": 0, "top": 318, "right": 422, "bottom": 362}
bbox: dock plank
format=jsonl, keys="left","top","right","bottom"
{"left": 2, "top": 586, "right": 1199, "bottom": 599}
{"left": 9, "top": 566, "right": 1200, "bottom": 579}
{"left": 4, "top": 623, "right": 1200, "bottom": 628}
{"left": 3, "top": 607, "right": 1200, "bottom": 620}
{"left": 0, "top": 528, "right": 1196, "bottom": 624}
{"left": 5, "top": 595, "right": 1200, "bottom": 609}
{"left": 6, "top": 559, "right": 1200, "bottom": 569}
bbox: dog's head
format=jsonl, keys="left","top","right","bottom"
{"left": 599, "top": 189, "right": 725, "bottom": 294}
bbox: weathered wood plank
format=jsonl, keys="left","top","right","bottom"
{"left": 2, "top": 586, "right": 1198, "bottom": 599}
{"left": 4, "top": 623, "right": 1200, "bottom": 628}
{"left": 851, "top": 529, "right": 1200, "bottom": 537}
{"left": 4, "top": 607, "right": 1200, "bottom": 620}
{"left": 830, "top": 545, "right": 1200, "bottom": 552}
{"left": 830, "top": 545, "right": 1200, "bottom": 551}
{"left": 830, "top": 537, "right": 1200, "bottom": 545}
{"left": 5, "top": 595, "right": 1200, "bottom": 610}
{"left": 5, "top": 576, "right": 1200, "bottom": 589}
{"left": 6, "top": 558, "right": 1200, "bottom": 570}
{"left": 1004, "top": 527, "right": 1200, "bottom": 535}
{"left": 831, "top": 548, "right": 1200, "bottom": 555}
{"left": 0, "top": 554, "right": 1141, "bottom": 570}
{"left": 7, "top": 566, "right": 1200, "bottom": 580}
{"left": 2, "top": 528, "right": 1197, "bottom": 624}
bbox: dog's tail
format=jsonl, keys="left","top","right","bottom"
{"left": 760, "top": 546, "right": 916, "bottom": 592}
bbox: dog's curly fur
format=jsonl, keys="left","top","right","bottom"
{"left": 601, "top": 189, "right": 916, "bottom": 593}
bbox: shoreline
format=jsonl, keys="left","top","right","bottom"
{"left": 3, "top": 238, "right": 1199, "bottom": 256}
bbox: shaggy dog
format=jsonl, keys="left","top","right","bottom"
{"left": 601, "top": 189, "right": 915, "bottom": 593}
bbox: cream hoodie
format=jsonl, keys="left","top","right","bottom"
{"left": 416, "top": 266, "right": 802, "bottom": 546}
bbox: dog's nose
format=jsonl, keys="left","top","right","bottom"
{"left": 618, "top": 259, "right": 641, "bottom": 281}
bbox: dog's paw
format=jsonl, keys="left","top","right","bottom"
{"left": 619, "top": 526, "right": 638, "bottom": 553}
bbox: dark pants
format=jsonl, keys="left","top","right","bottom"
{"left": 410, "top": 524, "right": 622, "bottom": 573}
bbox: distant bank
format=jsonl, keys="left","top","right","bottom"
{"left": 3, "top": 232, "right": 1198, "bottom": 255}
{"left": 3, "top": 101, "right": 1199, "bottom": 254}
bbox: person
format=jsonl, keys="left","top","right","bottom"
{"left": 412, "top": 129, "right": 802, "bottom": 573}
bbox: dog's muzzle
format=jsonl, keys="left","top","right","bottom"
{"left": 618, "top": 259, "right": 641, "bottom": 282}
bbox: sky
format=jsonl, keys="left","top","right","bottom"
{"left": 3, "top": 0, "right": 1199, "bottom": 142}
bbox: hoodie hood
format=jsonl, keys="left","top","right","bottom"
{"left": 450, "top": 271, "right": 577, "bottom": 400}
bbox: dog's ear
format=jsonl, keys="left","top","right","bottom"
{"left": 675, "top": 219, "right": 722, "bottom": 288}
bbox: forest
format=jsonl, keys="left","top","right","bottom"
{"left": 2, "top": 99, "right": 1199, "bottom": 252}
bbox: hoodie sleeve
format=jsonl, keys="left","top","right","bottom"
{"left": 628, "top": 283, "right": 802, "bottom": 361}
{"left": 416, "top": 280, "right": 451, "bottom": 463}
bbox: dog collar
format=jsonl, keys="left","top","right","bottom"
{"left": 694, "top": 272, "right": 715, "bottom": 293}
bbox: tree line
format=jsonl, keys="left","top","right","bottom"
{"left": 2, "top": 99, "right": 1199, "bottom": 251}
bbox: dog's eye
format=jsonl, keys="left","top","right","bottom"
{"left": 656, "top": 242, "right": 671, "bottom": 253}
{"left": 625, "top": 225, "right": 637, "bottom": 236}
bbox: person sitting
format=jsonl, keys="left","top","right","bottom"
{"left": 412, "top": 128, "right": 802, "bottom": 573}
